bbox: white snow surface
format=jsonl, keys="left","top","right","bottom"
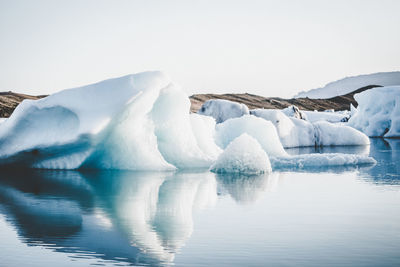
{"left": 210, "top": 133, "right": 271, "bottom": 174}
{"left": 295, "top": 71, "right": 400, "bottom": 99}
{"left": 197, "top": 99, "right": 249, "bottom": 123}
{"left": 348, "top": 86, "right": 400, "bottom": 137}
{"left": 250, "top": 109, "right": 369, "bottom": 148}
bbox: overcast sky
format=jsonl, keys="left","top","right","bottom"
{"left": 0, "top": 0, "right": 399, "bottom": 98}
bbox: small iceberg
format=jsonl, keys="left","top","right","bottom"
{"left": 210, "top": 134, "right": 272, "bottom": 174}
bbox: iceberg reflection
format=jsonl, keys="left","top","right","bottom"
{"left": 0, "top": 169, "right": 217, "bottom": 266}
{"left": 216, "top": 172, "right": 279, "bottom": 204}
{"left": 358, "top": 138, "right": 400, "bottom": 185}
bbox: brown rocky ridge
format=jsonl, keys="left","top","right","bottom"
{"left": 0, "top": 85, "right": 381, "bottom": 118}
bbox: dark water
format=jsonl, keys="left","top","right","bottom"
{"left": 0, "top": 139, "right": 399, "bottom": 267}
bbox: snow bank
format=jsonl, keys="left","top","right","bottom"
{"left": 197, "top": 99, "right": 249, "bottom": 123}
{"left": 210, "top": 134, "right": 271, "bottom": 174}
{"left": 295, "top": 71, "right": 400, "bottom": 99}
{"left": 215, "top": 115, "right": 287, "bottom": 157}
{"left": 251, "top": 109, "right": 369, "bottom": 147}
{"left": 348, "top": 86, "right": 400, "bottom": 137}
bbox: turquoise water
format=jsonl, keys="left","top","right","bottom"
{"left": 0, "top": 138, "right": 399, "bottom": 266}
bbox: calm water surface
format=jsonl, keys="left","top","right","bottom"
{"left": 0, "top": 138, "right": 399, "bottom": 267}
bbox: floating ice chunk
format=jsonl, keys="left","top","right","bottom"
{"left": 250, "top": 109, "right": 315, "bottom": 147}
{"left": 348, "top": 86, "right": 400, "bottom": 137}
{"left": 215, "top": 115, "right": 287, "bottom": 157}
{"left": 271, "top": 153, "right": 376, "bottom": 169}
{"left": 210, "top": 134, "right": 272, "bottom": 174}
{"left": 313, "top": 121, "right": 370, "bottom": 146}
{"left": 197, "top": 99, "right": 249, "bottom": 123}
{"left": 251, "top": 109, "right": 369, "bottom": 147}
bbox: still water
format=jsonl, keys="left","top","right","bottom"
{"left": 0, "top": 139, "right": 399, "bottom": 267}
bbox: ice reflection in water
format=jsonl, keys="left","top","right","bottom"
{"left": 216, "top": 173, "right": 280, "bottom": 204}
{"left": 0, "top": 139, "right": 398, "bottom": 266}
{"left": 0, "top": 170, "right": 221, "bottom": 266}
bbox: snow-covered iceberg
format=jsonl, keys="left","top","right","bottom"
{"left": 0, "top": 72, "right": 219, "bottom": 170}
{"left": 210, "top": 134, "right": 272, "bottom": 174}
{"left": 197, "top": 99, "right": 249, "bottom": 123}
{"left": 250, "top": 109, "right": 369, "bottom": 148}
{"left": 215, "top": 115, "right": 287, "bottom": 157}
{"left": 348, "top": 86, "right": 400, "bottom": 137}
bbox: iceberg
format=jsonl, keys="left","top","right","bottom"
{"left": 313, "top": 121, "right": 370, "bottom": 146}
{"left": 215, "top": 115, "right": 287, "bottom": 157}
{"left": 197, "top": 99, "right": 250, "bottom": 123}
{"left": 348, "top": 86, "right": 400, "bottom": 137}
{"left": 0, "top": 72, "right": 217, "bottom": 170}
{"left": 210, "top": 134, "right": 272, "bottom": 174}
{"left": 250, "top": 109, "right": 369, "bottom": 148}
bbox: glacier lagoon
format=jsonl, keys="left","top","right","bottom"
{"left": 0, "top": 138, "right": 399, "bottom": 267}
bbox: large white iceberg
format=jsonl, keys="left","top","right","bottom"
{"left": 348, "top": 86, "right": 400, "bottom": 137}
{"left": 0, "top": 72, "right": 218, "bottom": 170}
{"left": 197, "top": 99, "right": 249, "bottom": 123}
{"left": 210, "top": 133, "right": 272, "bottom": 174}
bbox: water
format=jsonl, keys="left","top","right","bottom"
{"left": 0, "top": 138, "right": 399, "bottom": 267}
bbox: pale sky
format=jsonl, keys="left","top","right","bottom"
{"left": 0, "top": 0, "right": 399, "bottom": 98}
